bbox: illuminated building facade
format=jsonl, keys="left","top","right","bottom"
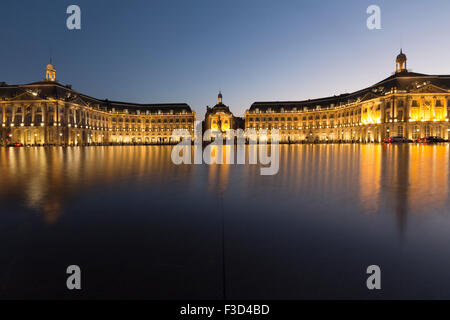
{"left": 203, "top": 92, "right": 244, "bottom": 140}
{"left": 0, "top": 61, "right": 196, "bottom": 146}
{"left": 2, "top": 52, "right": 450, "bottom": 146}
{"left": 245, "top": 51, "right": 450, "bottom": 142}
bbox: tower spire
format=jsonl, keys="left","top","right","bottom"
{"left": 45, "top": 59, "right": 56, "bottom": 81}
{"left": 395, "top": 49, "right": 407, "bottom": 73}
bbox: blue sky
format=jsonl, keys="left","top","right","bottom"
{"left": 1, "top": 0, "right": 450, "bottom": 116}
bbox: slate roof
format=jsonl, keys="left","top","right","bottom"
{"left": 208, "top": 102, "right": 232, "bottom": 113}
{"left": 249, "top": 71, "right": 450, "bottom": 112}
{"left": 0, "top": 81, "right": 192, "bottom": 114}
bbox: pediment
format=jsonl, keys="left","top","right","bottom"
{"left": 360, "top": 91, "right": 380, "bottom": 102}
{"left": 9, "top": 90, "right": 43, "bottom": 101}
{"left": 410, "top": 83, "right": 448, "bottom": 94}
{"left": 67, "top": 95, "right": 90, "bottom": 107}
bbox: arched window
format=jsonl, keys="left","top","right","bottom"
{"left": 14, "top": 115, "right": 21, "bottom": 125}
{"left": 25, "top": 113, "right": 32, "bottom": 125}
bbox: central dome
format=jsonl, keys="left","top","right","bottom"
{"left": 396, "top": 49, "right": 406, "bottom": 63}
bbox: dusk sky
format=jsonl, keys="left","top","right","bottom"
{"left": 1, "top": 0, "right": 450, "bottom": 116}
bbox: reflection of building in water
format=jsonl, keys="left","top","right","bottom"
{"left": 208, "top": 159, "right": 230, "bottom": 194}
{"left": 0, "top": 146, "right": 190, "bottom": 224}
{"left": 385, "top": 146, "right": 410, "bottom": 234}
{"left": 0, "top": 60, "right": 196, "bottom": 146}
{"left": 245, "top": 51, "right": 450, "bottom": 143}
{"left": 358, "top": 144, "right": 412, "bottom": 233}
{"left": 359, "top": 145, "right": 382, "bottom": 213}
{"left": 357, "top": 144, "right": 450, "bottom": 234}
{"left": 408, "top": 145, "right": 449, "bottom": 214}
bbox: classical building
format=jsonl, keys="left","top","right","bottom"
{"left": 204, "top": 92, "right": 243, "bottom": 130}
{"left": 2, "top": 52, "right": 450, "bottom": 146}
{"left": 0, "top": 61, "right": 196, "bottom": 146}
{"left": 245, "top": 51, "right": 450, "bottom": 142}
{"left": 203, "top": 92, "right": 244, "bottom": 140}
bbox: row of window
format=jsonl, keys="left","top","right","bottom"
{"left": 111, "top": 118, "right": 193, "bottom": 123}
{"left": 112, "top": 125, "right": 193, "bottom": 130}
{"left": 0, "top": 106, "right": 194, "bottom": 123}
{"left": 248, "top": 102, "right": 449, "bottom": 120}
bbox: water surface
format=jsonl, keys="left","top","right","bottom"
{"left": 1, "top": 144, "right": 450, "bottom": 299}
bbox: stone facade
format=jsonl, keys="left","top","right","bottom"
{"left": 245, "top": 51, "right": 450, "bottom": 143}
{"left": 2, "top": 52, "right": 450, "bottom": 146}
{"left": 203, "top": 92, "right": 244, "bottom": 140}
{"left": 0, "top": 62, "right": 196, "bottom": 146}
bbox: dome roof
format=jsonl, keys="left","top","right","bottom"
{"left": 211, "top": 103, "right": 230, "bottom": 112}
{"left": 396, "top": 49, "right": 406, "bottom": 63}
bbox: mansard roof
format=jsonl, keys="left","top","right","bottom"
{"left": 0, "top": 81, "right": 192, "bottom": 114}
{"left": 249, "top": 71, "right": 450, "bottom": 112}
{"left": 206, "top": 102, "right": 233, "bottom": 115}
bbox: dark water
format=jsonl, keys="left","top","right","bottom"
{"left": 1, "top": 144, "right": 450, "bottom": 299}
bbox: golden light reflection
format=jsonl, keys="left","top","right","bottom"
{"left": 0, "top": 144, "right": 449, "bottom": 229}
{"left": 359, "top": 144, "right": 382, "bottom": 213}
{"left": 0, "top": 146, "right": 190, "bottom": 224}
